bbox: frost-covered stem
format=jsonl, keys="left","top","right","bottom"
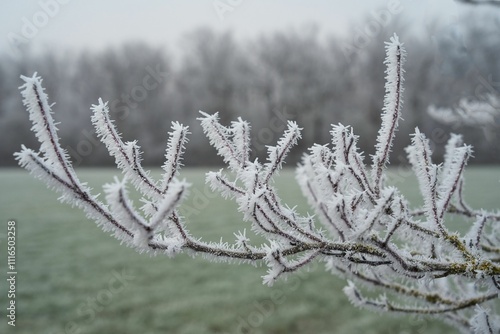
{"left": 304, "top": 177, "right": 346, "bottom": 240}
{"left": 91, "top": 100, "right": 163, "bottom": 200}
{"left": 437, "top": 145, "right": 471, "bottom": 220}
{"left": 17, "top": 144, "right": 134, "bottom": 240}
{"left": 197, "top": 111, "right": 240, "bottom": 170}
{"left": 232, "top": 117, "right": 250, "bottom": 168}
{"left": 262, "top": 192, "right": 323, "bottom": 242}
{"left": 161, "top": 122, "right": 189, "bottom": 193}
{"left": 372, "top": 34, "right": 405, "bottom": 194}
{"left": 337, "top": 265, "right": 496, "bottom": 314}
{"left": 263, "top": 121, "right": 301, "bottom": 184}
{"left": 19, "top": 74, "right": 80, "bottom": 188}
{"left": 407, "top": 129, "right": 447, "bottom": 235}
{"left": 428, "top": 94, "right": 500, "bottom": 128}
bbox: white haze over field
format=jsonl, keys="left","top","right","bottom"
{"left": 0, "top": 0, "right": 491, "bottom": 58}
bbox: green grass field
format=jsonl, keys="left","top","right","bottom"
{"left": 1, "top": 167, "right": 499, "bottom": 334}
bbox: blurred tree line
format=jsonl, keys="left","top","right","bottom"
{"left": 1, "top": 13, "right": 500, "bottom": 167}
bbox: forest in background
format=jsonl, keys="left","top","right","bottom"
{"left": 1, "top": 13, "right": 500, "bottom": 166}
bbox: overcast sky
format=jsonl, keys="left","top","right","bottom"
{"left": 0, "top": 0, "right": 493, "bottom": 58}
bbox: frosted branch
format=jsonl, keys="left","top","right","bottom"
{"left": 16, "top": 36, "right": 500, "bottom": 333}
{"left": 372, "top": 34, "right": 406, "bottom": 194}
{"left": 428, "top": 95, "right": 500, "bottom": 127}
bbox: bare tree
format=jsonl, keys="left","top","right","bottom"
{"left": 15, "top": 35, "right": 500, "bottom": 333}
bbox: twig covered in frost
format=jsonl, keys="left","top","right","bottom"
{"left": 428, "top": 92, "right": 500, "bottom": 146}
{"left": 428, "top": 94, "right": 500, "bottom": 139}
{"left": 15, "top": 34, "right": 500, "bottom": 333}
{"left": 372, "top": 34, "right": 405, "bottom": 194}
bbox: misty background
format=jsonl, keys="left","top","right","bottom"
{"left": 1, "top": 1, "right": 500, "bottom": 166}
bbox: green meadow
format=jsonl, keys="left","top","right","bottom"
{"left": 1, "top": 167, "right": 499, "bottom": 334}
